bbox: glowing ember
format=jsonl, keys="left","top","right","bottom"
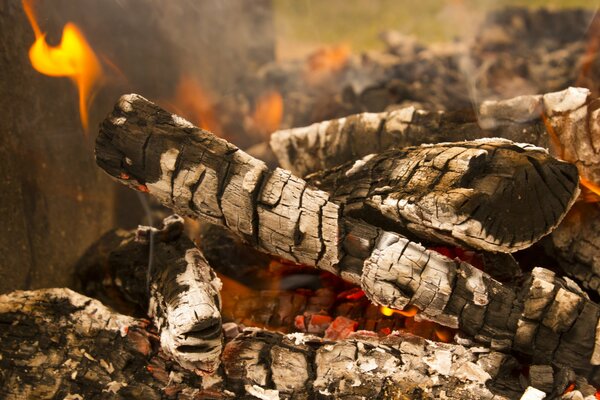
{"left": 22, "top": 0, "right": 103, "bottom": 131}
{"left": 252, "top": 90, "right": 284, "bottom": 136}
{"left": 166, "top": 75, "right": 222, "bottom": 137}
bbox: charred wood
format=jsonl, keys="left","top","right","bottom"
{"left": 548, "top": 202, "right": 600, "bottom": 297}
{"left": 270, "top": 87, "right": 599, "bottom": 187}
{"left": 307, "top": 138, "right": 579, "bottom": 253}
{"left": 81, "top": 214, "right": 224, "bottom": 373}
{"left": 2, "top": 288, "right": 586, "bottom": 400}
{"left": 96, "top": 94, "right": 578, "bottom": 259}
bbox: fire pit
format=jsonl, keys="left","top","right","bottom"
{"left": 2, "top": 2, "right": 600, "bottom": 400}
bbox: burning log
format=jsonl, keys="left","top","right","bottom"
{"left": 93, "top": 94, "right": 600, "bottom": 381}
{"left": 270, "top": 87, "right": 599, "bottom": 185}
{"left": 307, "top": 138, "right": 579, "bottom": 253}
{"left": 2, "top": 287, "right": 588, "bottom": 399}
{"left": 549, "top": 202, "right": 600, "bottom": 295}
{"left": 96, "top": 94, "right": 578, "bottom": 257}
{"left": 107, "top": 214, "right": 223, "bottom": 373}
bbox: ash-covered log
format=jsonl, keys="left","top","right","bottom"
{"left": 307, "top": 138, "right": 579, "bottom": 253}
{"left": 270, "top": 87, "right": 599, "bottom": 184}
{"left": 549, "top": 202, "right": 600, "bottom": 296}
{"left": 107, "top": 214, "right": 223, "bottom": 373}
{"left": 96, "top": 94, "right": 578, "bottom": 258}
{"left": 3, "top": 288, "right": 589, "bottom": 399}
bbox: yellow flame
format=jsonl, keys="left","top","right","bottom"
{"left": 23, "top": 0, "right": 103, "bottom": 131}
{"left": 380, "top": 305, "right": 419, "bottom": 317}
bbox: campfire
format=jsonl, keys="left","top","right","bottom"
{"left": 4, "top": 2, "right": 600, "bottom": 400}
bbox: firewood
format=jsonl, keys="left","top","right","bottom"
{"left": 107, "top": 214, "right": 223, "bottom": 374}
{"left": 339, "top": 219, "right": 600, "bottom": 382}
{"left": 93, "top": 94, "right": 600, "bottom": 378}
{"left": 548, "top": 202, "right": 600, "bottom": 296}
{"left": 1, "top": 288, "right": 581, "bottom": 400}
{"left": 96, "top": 94, "right": 578, "bottom": 258}
{"left": 307, "top": 138, "right": 579, "bottom": 253}
{"left": 270, "top": 87, "right": 599, "bottom": 184}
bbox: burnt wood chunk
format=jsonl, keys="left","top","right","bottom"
{"left": 108, "top": 214, "right": 223, "bottom": 373}
{"left": 550, "top": 202, "right": 600, "bottom": 296}
{"left": 308, "top": 139, "right": 579, "bottom": 252}
{"left": 270, "top": 87, "right": 599, "bottom": 187}
{"left": 96, "top": 94, "right": 341, "bottom": 274}
{"left": 0, "top": 288, "right": 562, "bottom": 399}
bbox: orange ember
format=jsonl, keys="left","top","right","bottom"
{"left": 23, "top": 0, "right": 103, "bottom": 131}
{"left": 167, "top": 75, "right": 222, "bottom": 136}
{"left": 307, "top": 44, "right": 351, "bottom": 73}
{"left": 252, "top": 90, "right": 284, "bottom": 136}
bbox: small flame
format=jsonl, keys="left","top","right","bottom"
{"left": 23, "top": 0, "right": 103, "bottom": 131}
{"left": 306, "top": 44, "right": 351, "bottom": 73}
{"left": 167, "top": 75, "right": 222, "bottom": 136}
{"left": 434, "top": 327, "right": 453, "bottom": 343}
{"left": 580, "top": 177, "right": 600, "bottom": 202}
{"left": 380, "top": 305, "right": 419, "bottom": 318}
{"left": 252, "top": 90, "right": 284, "bottom": 136}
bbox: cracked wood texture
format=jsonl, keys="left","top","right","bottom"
{"left": 338, "top": 221, "right": 600, "bottom": 384}
{"left": 270, "top": 87, "right": 599, "bottom": 185}
{"left": 549, "top": 202, "right": 600, "bottom": 296}
{"left": 96, "top": 95, "right": 578, "bottom": 259}
{"left": 108, "top": 214, "right": 223, "bottom": 373}
{"left": 96, "top": 94, "right": 341, "bottom": 275}
{"left": 307, "top": 138, "right": 579, "bottom": 253}
{"left": 2, "top": 288, "right": 582, "bottom": 400}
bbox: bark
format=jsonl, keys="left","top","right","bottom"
{"left": 307, "top": 138, "right": 579, "bottom": 253}
{"left": 106, "top": 214, "right": 223, "bottom": 373}
{"left": 270, "top": 87, "right": 599, "bottom": 184}
{"left": 549, "top": 202, "right": 600, "bottom": 296}
{"left": 338, "top": 219, "right": 600, "bottom": 383}
{"left": 96, "top": 94, "right": 579, "bottom": 258}
{"left": 94, "top": 95, "right": 600, "bottom": 380}
{"left": 2, "top": 287, "right": 584, "bottom": 400}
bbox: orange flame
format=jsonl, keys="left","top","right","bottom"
{"left": 23, "top": 0, "right": 103, "bottom": 131}
{"left": 580, "top": 177, "right": 600, "bottom": 202}
{"left": 167, "top": 75, "right": 222, "bottom": 136}
{"left": 380, "top": 305, "right": 419, "bottom": 318}
{"left": 252, "top": 91, "right": 284, "bottom": 136}
{"left": 307, "top": 44, "right": 351, "bottom": 74}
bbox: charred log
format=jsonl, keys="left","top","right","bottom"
{"left": 549, "top": 202, "right": 600, "bottom": 297}
{"left": 270, "top": 87, "right": 599, "bottom": 185}
{"left": 2, "top": 288, "right": 588, "bottom": 400}
{"left": 96, "top": 94, "right": 578, "bottom": 259}
{"left": 307, "top": 138, "right": 579, "bottom": 253}
{"left": 337, "top": 219, "right": 600, "bottom": 383}
{"left": 102, "top": 214, "right": 223, "bottom": 373}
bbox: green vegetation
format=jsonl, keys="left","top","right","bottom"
{"left": 273, "top": 0, "right": 598, "bottom": 52}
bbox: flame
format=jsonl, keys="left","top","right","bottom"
{"left": 167, "top": 75, "right": 222, "bottom": 136}
{"left": 580, "top": 177, "right": 600, "bottom": 202}
{"left": 23, "top": 0, "right": 103, "bottom": 131}
{"left": 434, "top": 327, "right": 453, "bottom": 343}
{"left": 380, "top": 305, "right": 419, "bottom": 318}
{"left": 306, "top": 44, "right": 351, "bottom": 73}
{"left": 252, "top": 91, "right": 284, "bottom": 136}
